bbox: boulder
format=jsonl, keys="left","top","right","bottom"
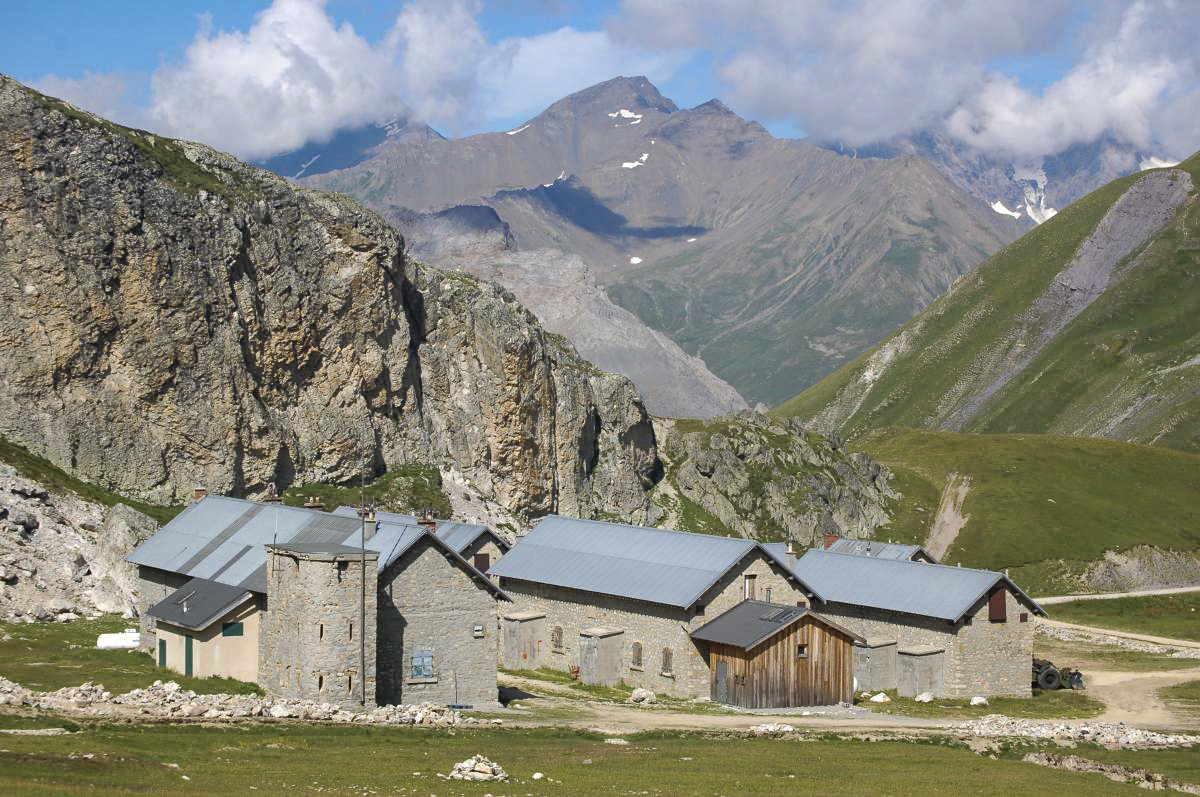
{"left": 629, "top": 688, "right": 657, "bottom": 705}
{"left": 869, "top": 692, "right": 891, "bottom": 703}
{"left": 970, "top": 696, "right": 989, "bottom": 707}
{"left": 914, "top": 692, "right": 933, "bottom": 703}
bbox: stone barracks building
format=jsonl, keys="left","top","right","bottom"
{"left": 489, "top": 515, "right": 830, "bottom": 700}
{"left": 128, "top": 496, "right": 509, "bottom": 709}
{"left": 775, "top": 549, "right": 1047, "bottom": 697}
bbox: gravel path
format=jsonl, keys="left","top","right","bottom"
{"left": 1039, "top": 586, "right": 1200, "bottom": 605}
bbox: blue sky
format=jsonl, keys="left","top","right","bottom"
{"left": 1, "top": 1, "right": 1194, "bottom": 161}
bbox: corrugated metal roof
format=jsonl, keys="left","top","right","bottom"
{"left": 146, "top": 577, "right": 253, "bottom": 632}
{"left": 488, "top": 515, "right": 763, "bottom": 608}
{"left": 131, "top": 497, "right": 429, "bottom": 593}
{"left": 690, "top": 599, "right": 865, "bottom": 649}
{"left": 332, "top": 507, "right": 507, "bottom": 558}
{"left": 791, "top": 550, "right": 1046, "bottom": 621}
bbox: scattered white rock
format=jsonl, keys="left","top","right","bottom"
{"left": 605, "top": 738, "right": 630, "bottom": 746}
{"left": 970, "top": 696, "right": 989, "bottom": 707}
{"left": 448, "top": 755, "right": 507, "bottom": 782}
{"left": 629, "top": 688, "right": 656, "bottom": 705}
{"left": 532, "top": 772, "right": 544, "bottom": 780}
{"left": 958, "top": 715, "right": 1199, "bottom": 748}
{"left": 914, "top": 692, "right": 933, "bottom": 703}
{"left": 869, "top": 692, "right": 891, "bottom": 703}
{"left": 629, "top": 256, "right": 643, "bottom": 264}
{"left": 750, "top": 722, "right": 794, "bottom": 736}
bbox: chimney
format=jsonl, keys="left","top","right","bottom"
{"left": 262, "top": 484, "right": 283, "bottom": 504}
{"left": 193, "top": 486, "right": 208, "bottom": 503}
{"left": 304, "top": 497, "right": 326, "bottom": 511}
{"left": 356, "top": 505, "right": 376, "bottom": 522}
{"left": 417, "top": 506, "right": 438, "bottom": 533}
{"left": 823, "top": 532, "right": 839, "bottom": 550}
{"left": 786, "top": 535, "right": 796, "bottom": 557}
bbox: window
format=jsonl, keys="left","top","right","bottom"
{"left": 661, "top": 647, "right": 674, "bottom": 676}
{"left": 551, "top": 625, "right": 564, "bottom": 651}
{"left": 347, "top": 674, "right": 353, "bottom": 693}
{"left": 221, "top": 622, "right": 244, "bottom": 637}
{"left": 631, "top": 642, "right": 643, "bottom": 669}
{"left": 349, "top": 621, "right": 354, "bottom": 641}
{"left": 319, "top": 623, "right": 324, "bottom": 640}
{"left": 695, "top": 604, "right": 705, "bottom": 617}
{"left": 797, "top": 644, "right": 808, "bottom": 659}
{"left": 473, "top": 552, "right": 491, "bottom": 572}
{"left": 743, "top": 574, "right": 757, "bottom": 600}
{"left": 411, "top": 650, "right": 434, "bottom": 679}
{"left": 1020, "top": 612, "right": 1029, "bottom": 623}
{"left": 765, "top": 587, "right": 773, "bottom": 604}
{"left": 318, "top": 675, "right": 324, "bottom": 691}
{"left": 963, "top": 616, "right": 972, "bottom": 626}
{"left": 988, "top": 588, "right": 1007, "bottom": 623}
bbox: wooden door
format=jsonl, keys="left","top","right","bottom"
{"left": 715, "top": 660, "right": 728, "bottom": 704}
{"left": 184, "top": 635, "right": 193, "bottom": 676}
{"left": 473, "top": 552, "right": 491, "bottom": 572}
{"left": 157, "top": 639, "right": 166, "bottom": 668}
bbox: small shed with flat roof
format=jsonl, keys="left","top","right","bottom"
{"left": 691, "top": 600, "right": 862, "bottom": 708}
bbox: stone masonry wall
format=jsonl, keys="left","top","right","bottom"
{"left": 499, "top": 550, "right": 808, "bottom": 699}
{"left": 377, "top": 539, "right": 502, "bottom": 708}
{"left": 459, "top": 537, "right": 505, "bottom": 573}
{"left": 814, "top": 587, "right": 1033, "bottom": 697}
{"left": 135, "top": 565, "right": 190, "bottom": 651}
{"left": 259, "top": 549, "right": 378, "bottom": 709}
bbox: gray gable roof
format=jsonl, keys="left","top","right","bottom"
{"left": 690, "top": 599, "right": 865, "bottom": 650}
{"left": 147, "top": 577, "right": 253, "bottom": 632}
{"left": 128, "top": 496, "right": 506, "bottom": 598}
{"left": 824, "top": 538, "right": 933, "bottom": 562}
{"left": 791, "top": 550, "right": 1046, "bottom": 622}
{"left": 487, "top": 515, "right": 817, "bottom": 609}
{"left": 332, "top": 508, "right": 508, "bottom": 558}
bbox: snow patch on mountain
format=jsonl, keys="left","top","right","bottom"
{"left": 293, "top": 154, "right": 321, "bottom": 179}
{"left": 621, "top": 153, "right": 650, "bottom": 169}
{"left": 1140, "top": 156, "right": 1180, "bottom": 171}
{"left": 990, "top": 200, "right": 1022, "bottom": 219}
{"left": 630, "top": 256, "right": 643, "bottom": 264}
{"left": 506, "top": 124, "right": 530, "bottom": 136}
{"left": 608, "top": 109, "right": 643, "bottom": 125}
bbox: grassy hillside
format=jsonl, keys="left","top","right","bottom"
{"left": 1048, "top": 593, "right": 1200, "bottom": 642}
{"left": 777, "top": 152, "right": 1200, "bottom": 453}
{"left": 857, "top": 428, "right": 1200, "bottom": 594}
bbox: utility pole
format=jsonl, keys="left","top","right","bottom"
{"left": 359, "top": 468, "right": 367, "bottom": 707}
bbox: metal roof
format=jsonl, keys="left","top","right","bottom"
{"left": 488, "top": 515, "right": 769, "bottom": 609}
{"left": 690, "top": 599, "right": 865, "bottom": 650}
{"left": 127, "top": 496, "right": 483, "bottom": 595}
{"left": 332, "top": 507, "right": 508, "bottom": 558}
{"left": 825, "top": 538, "right": 932, "bottom": 561}
{"left": 146, "top": 576, "right": 253, "bottom": 632}
{"left": 790, "top": 550, "right": 1046, "bottom": 622}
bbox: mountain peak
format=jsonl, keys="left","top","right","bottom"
{"left": 542, "top": 75, "right": 678, "bottom": 118}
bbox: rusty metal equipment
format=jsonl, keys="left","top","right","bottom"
{"left": 1032, "top": 656, "right": 1084, "bottom": 690}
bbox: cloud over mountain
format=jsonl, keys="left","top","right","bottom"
{"left": 613, "top": 0, "right": 1198, "bottom": 161}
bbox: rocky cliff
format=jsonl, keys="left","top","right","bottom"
{"left": 0, "top": 76, "right": 658, "bottom": 522}
{"left": 649, "top": 414, "right": 897, "bottom": 543}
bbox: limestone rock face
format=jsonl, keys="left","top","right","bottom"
{"left": 0, "top": 76, "right": 657, "bottom": 522}
{"left": 651, "top": 413, "right": 897, "bottom": 542}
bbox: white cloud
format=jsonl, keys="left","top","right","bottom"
{"left": 614, "top": 0, "right": 1199, "bottom": 161}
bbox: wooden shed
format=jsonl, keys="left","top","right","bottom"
{"left": 691, "top": 600, "right": 863, "bottom": 708}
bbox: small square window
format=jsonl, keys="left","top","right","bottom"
{"left": 765, "top": 587, "right": 773, "bottom": 604}
{"left": 221, "top": 622, "right": 244, "bottom": 637}
{"left": 1020, "top": 613, "right": 1029, "bottom": 623}
{"left": 796, "top": 644, "right": 808, "bottom": 659}
{"left": 411, "top": 650, "right": 433, "bottom": 679}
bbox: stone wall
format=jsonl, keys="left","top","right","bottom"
{"left": 498, "top": 549, "right": 808, "bottom": 699}
{"left": 815, "top": 587, "right": 1033, "bottom": 697}
{"left": 135, "top": 565, "right": 190, "bottom": 651}
{"left": 459, "top": 536, "right": 505, "bottom": 573}
{"left": 259, "top": 548, "right": 378, "bottom": 709}
{"left": 376, "top": 538, "right": 502, "bottom": 708}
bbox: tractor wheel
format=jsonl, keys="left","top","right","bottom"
{"left": 1037, "top": 667, "right": 1062, "bottom": 690}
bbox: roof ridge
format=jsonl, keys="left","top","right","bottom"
{"left": 539, "top": 514, "right": 757, "bottom": 545}
{"left": 809, "top": 549, "right": 1001, "bottom": 577}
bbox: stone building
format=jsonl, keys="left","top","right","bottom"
{"left": 489, "top": 515, "right": 820, "bottom": 699}
{"left": 129, "top": 496, "right": 509, "bottom": 709}
{"left": 785, "top": 550, "right": 1046, "bottom": 697}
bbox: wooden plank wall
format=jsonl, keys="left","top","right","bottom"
{"left": 707, "top": 617, "right": 855, "bottom": 708}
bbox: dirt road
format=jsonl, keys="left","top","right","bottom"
{"left": 1086, "top": 666, "right": 1200, "bottom": 729}
{"left": 1039, "top": 586, "right": 1200, "bottom": 605}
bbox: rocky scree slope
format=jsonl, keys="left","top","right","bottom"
{"left": 648, "top": 414, "right": 897, "bottom": 543}
{"left": 389, "top": 205, "right": 748, "bottom": 419}
{"left": 779, "top": 155, "right": 1200, "bottom": 453}
{"left": 0, "top": 75, "right": 658, "bottom": 522}
{"left": 0, "top": 462, "right": 157, "bottom": 621}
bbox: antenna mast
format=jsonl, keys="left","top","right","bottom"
{"left": 359, "top": 467, "right": 367, "bottom": 707}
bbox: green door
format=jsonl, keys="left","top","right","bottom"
{"left": 184, "top": 635, "right": 193, "bottom": 677}
{"left": 157, "top": 639, "right": 166, "bottom": 668}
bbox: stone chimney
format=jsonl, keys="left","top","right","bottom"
{"left": 786, "top": 535, "right": 796, "bottom": 556}
{"left": 192, "top": 486, "right": 208, "bottom": 503}
{"left": 262, "top": 484, "right": 283, "bottom": 504}
{"left": 304, "top": 497, "right": 326, "bottom": 511}
{"left": 823, "top": 532, "right": 840, "bottom": 550}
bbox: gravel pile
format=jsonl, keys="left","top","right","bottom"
{"left": 0, "top": 676, "right": 474, "bottom": 726}
{"left": 1037, "top": 622, "right": 1200, "bottom": 659}
{"left": 957, "top": 715, "right": 1199, "bottom": 747}
{"left": 446, "top": 755, "right": 508, "bottom": 782}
